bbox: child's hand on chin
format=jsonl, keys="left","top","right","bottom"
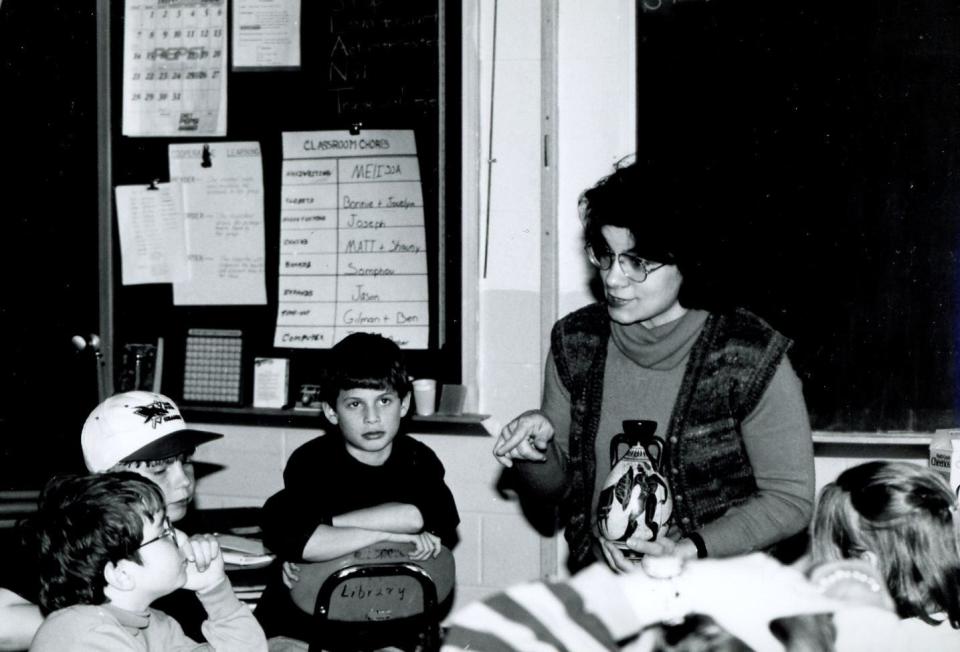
{"left": 178, "top": 531, "right": 227, "bottom": 593}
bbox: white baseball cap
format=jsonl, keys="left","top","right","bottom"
{"left": 81, "top": 391, "right": 223, "bottom": 472}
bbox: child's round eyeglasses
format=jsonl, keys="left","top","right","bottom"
{"left": 136, "top": 517, "right": 177, "bottom": 550}
{"left": 585, "top": 245, "right": 666, "bottom": 283}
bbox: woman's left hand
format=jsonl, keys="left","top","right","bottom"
{"left": 623, "top": 534, "right": 699, "bottom": 561}
{"left": 598, "top": 538, "right": 640, "bottom": 573}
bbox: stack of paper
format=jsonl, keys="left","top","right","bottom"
{"left": 217, "top": 533, "right": 275, "bottom": 568}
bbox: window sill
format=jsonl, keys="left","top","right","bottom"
{"left": 812, "top": 431, "right": 931, "bottom": 446}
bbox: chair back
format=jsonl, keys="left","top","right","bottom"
{"left": 290, "top": 541, "right": 455, "bottom": 614}
{"left": 293, "top": 542, "right": 455, "bottom": 652}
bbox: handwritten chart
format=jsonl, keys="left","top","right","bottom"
{"left": 122, "top": 0, "right": 227, "bottom": 136}
{"left": 275, "top": 130, "right": 429, "bottom": 349}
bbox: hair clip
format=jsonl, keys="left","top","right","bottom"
{"left": 813, "top": 567, "right": 883, "bottom": 595}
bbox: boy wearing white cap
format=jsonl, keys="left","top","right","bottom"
{"left": 80, "top": 391, "right": 223, "bottom": 522}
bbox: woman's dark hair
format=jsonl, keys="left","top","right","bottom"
{"left": 811, "top": 461, "right": 960, "bottom": 627}
{"left": 320, "top": 332, "right": 412, "bottom": 405}
{"left": 34, "top": 472, "right": 165, "bottom": 614}
{"left": 580, "top": 160, "right": 682, "bottom": 266}
{"left": 579, "top": 159, "right": 726, "bottom": 310}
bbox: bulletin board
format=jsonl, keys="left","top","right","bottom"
{"left": 635, "top": 1, "right": 960, "bottom": 432}
{"left": 107, "top": 0, "right": 462, "bottom": 413}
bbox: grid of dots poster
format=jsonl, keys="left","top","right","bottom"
{"left": 182, "top": 329, "right": 242, "bottom": 403}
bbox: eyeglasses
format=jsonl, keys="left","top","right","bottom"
{"left": 585, "top": 245, "right": 667, "bottom": 283}
{"left": 135, "top": 516, "right": 177, "bottom": 551}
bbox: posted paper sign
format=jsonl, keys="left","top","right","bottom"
{"left": 274, "top": 129, "right": 430, "bottom": 349}
{"left": 169, "top": 142, "right": 267, "bottom": 305}
{"left": 122, "top": 0, "right": 228, "bottom": 136}
{"left": 232, "top": 0, "right": 301, "bottom": 70}
{"left": 115, "top": 182, "right": 189, "bottom": 285}
{"left": 253, "top": 357, "right": 289, "bottom": 408}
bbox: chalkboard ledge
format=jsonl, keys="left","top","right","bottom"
{"left": 410, "top": 413, "right": 492, "bottom": 436}
{"left": 812, "top": 431, "right": 932, "bottom": 446}
{"left": 182, "top": 406, "right": 319, "bottom": 429}
{"left": 181, "top": 406, "right": 490, "bottom": 436}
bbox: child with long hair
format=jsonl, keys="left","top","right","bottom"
{"left": 810, "top": 460, "right": 960, "bottom": 627}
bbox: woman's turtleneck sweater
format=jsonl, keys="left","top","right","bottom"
{"left": 538, "top": 308, "right": 815, "bottom": 559}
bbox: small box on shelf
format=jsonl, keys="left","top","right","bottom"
{"left": 253, "top": 357, "right": 290, "bottom": 409}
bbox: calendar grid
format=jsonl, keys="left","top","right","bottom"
{"left": 122, "top": 0, "right": 227, "bottom": 137}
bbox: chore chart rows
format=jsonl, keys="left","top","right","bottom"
{"left": 274, "top": 130, "right": 430, "bottom": 349}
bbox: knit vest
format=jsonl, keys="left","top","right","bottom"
{"left": 551, "top": 303, "right": 791, "bottom": 571}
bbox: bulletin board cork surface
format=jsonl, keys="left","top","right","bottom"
{"left": 109, "top": 0, "right": 462, "bottom": 413}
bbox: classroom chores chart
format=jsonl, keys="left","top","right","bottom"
{"left": 274, "top": 130, "right": 429, "bottom": 349}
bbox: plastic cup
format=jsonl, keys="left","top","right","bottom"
{"left": 412, "top": 378, "right": 437, "bottom": 416}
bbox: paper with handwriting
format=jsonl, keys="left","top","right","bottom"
{"left": 275, "top": 129, "right": 429, "bottom": 349}
{"left": 168, "top": 142, "right": 266, "bottom": 305}
{"left": 115, "top": 182, "right": 189, "bottom": 285}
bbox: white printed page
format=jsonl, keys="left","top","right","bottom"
{"left": 114, "top": 182, "right": 189, "bottom": 285}
{"left": 232, "top": 0, "right": 301, "bottom": 70}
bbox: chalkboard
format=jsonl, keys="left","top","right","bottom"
{"left": 636, "top": 1, "right": 960, "bottom": 431}
{"left": 109, "top": 0, "right": 461, "bottom": 410}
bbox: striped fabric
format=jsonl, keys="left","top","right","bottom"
{"left": 442, "top": 566, "right": 637, "bottom": 652}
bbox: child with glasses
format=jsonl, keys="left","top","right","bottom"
{"left": 28, "top": 472, "right": 267, "bottom": 651}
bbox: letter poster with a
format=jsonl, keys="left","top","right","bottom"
{"left": 274, "top": 129, "right": 429, "bottom": 349}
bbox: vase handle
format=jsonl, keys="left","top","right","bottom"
{"left": 610, "top": 433, "right": 627, "bottom": 467}
{"left": 643, "top": 434, "right": 665, "bottom": 469}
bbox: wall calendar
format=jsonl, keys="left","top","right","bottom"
{"left": 122, "top": 0, "right": 227, "bottom": 137}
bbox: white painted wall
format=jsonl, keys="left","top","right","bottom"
{"left": 556, "top": 0, "right": 637, "bottom": 317}
{"left": 469, "top": 0, "right": 639, "bottom": 585}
